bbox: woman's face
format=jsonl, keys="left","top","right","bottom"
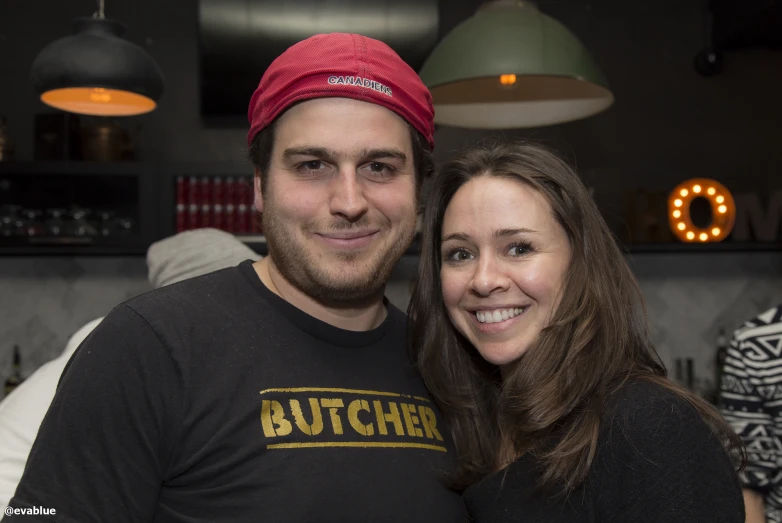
{"left": 439, "top": 176, "right": 571, "bottom": 375}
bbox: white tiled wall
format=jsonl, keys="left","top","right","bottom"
{"left": 0, "top": 257, "right": 151, "bottom": 379}
{"left": 2, "top": 252, "right": 781, "bottom": 400}
{"left": 630, "top": 252, "right": 782, "bottom": 394}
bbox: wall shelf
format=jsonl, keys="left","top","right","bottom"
{"left": 618, "top": 242, "right": 782, "bottom": 254}
{"left": 0, "top": 161, "right": 158, "bottom": 176}
{"left": 1, "top": 161, "right": 781, "bottom": 256}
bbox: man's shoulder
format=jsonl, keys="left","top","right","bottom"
{"left": 125, "top": 264, "right": 252, "bottom": 317}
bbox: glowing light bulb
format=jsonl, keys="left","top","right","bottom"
{"left": 699, "top": 232, "right": 708, "bottom": 241}
{"left": 89, "top": 88, "right": 111, "bottom": 103}
{"left": 693, "top": 185, "right": 702, "bottom": 193}
{"left": 674, "top": 199, "right": 683, "bottom": 207}
{"left": 718, "top": 205, "right": 727, "bottom": 213}
{"left": 707, "top": 187, "right": 716, "bottom": 195}
{"left": 712, "top": 227, "right": 721, "bottom": 236}
{"left": 686, "top": 231, "right": 695, "bottom": 240}
{"left": 673, "top": 210, "right": 681, "bottom": 218}
{"left": 677, "top": 223, "right": 686, "bottom": 231}
{"left": 680, "top": 189, "right": 688, "bottom": 197}
{"left": 716, "top": 195, "right": 724, "bottom": 204}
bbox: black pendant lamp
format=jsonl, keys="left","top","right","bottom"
{"left": 31, "top": 0, "right": 164, "bottom": 117}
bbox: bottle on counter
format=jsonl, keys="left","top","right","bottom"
{"left": 4, "top": 345, "right": 23, "bottom": 397}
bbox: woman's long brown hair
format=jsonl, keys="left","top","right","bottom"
{"left": 408, "top": 138, "right": 745, "bottom": 494}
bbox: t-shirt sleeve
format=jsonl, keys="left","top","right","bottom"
{"left": 593, "top": 383, "right": 744, "bottom": 523}
{"left": 5, "top": 304, "right": 184, "bottom": 523}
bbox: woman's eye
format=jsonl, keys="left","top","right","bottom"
{"left": 508, "top": 242, "right": 532, "bottom": 256}
{"left": 445, "top": 249, "right": 473, "bottom": 262}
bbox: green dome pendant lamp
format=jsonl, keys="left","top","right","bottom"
{"left": 419, "top": 0, "right": 614, "bottom": 129}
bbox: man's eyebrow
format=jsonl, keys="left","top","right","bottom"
{"left": 282, "top": 147, "right": 334, "bottom": 160}
{"left": 281, "top": 147, "right": 408, "bottom": 163}
{"left": 359, "top": 148, "right": 407, "bottom": 163}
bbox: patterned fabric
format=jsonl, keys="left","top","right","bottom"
{"left": 720, "top": 303, "right": 782, "bottom": 523}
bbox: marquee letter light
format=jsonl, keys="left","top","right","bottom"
{"left": 668, "top": 178, "right": 736, "bottom": 243}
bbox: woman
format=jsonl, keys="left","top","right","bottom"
{"left": 409, "top": 139, "right": 745, "bottom": 522}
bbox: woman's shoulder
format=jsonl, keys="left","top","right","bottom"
{"left": 598, "top": 378, "right": 727, "bottom": 469}
{"left": 605, "top": 378, "right": 696, "bottom": 418}
{"left": 590, "top": 381, "right": 743, "bottom": 521}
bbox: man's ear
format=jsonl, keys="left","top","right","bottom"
{"left": 253, "top": 167, "right": 264, "bottom": 214}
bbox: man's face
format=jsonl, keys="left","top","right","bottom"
{"left": 256, "top": 97, "right": 418, "bottom": 306}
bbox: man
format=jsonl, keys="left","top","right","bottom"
{"left": 6, "top": 34, "right": 464, "bottom": 522}
{"left": 0, "top": 228, "right": 261, "bottom": 509}
{"left": 720, "top": 303, "right": 782, "bottom": 523}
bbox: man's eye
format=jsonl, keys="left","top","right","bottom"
{"left": 296, "top": 160, "right": 328, "bottom": 174}
{"left": 364, "top": 162, "right": 396, "bottom": 177}
{"left": 303, "top": 161, "right": 323, "bottom": 170}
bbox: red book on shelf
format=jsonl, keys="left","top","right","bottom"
{"left": 213, "top": 177, "right": 224, "bottom": 203}
{"left": 211, "top": 177, "right": 224, "bottom": 231}
{"left": 188, "top": 204, "right": 199, "bottom": 230}
{"left": 236, "top": 203, "right": 248, "bottom": 234}
{"left": 213, "top": 204, "right": 224, "bottom": 230}
{"left": 200, "top": 204, "right": 211, "bottom": 229}
{"left": 224, "top": 177, "right": 236, "bottom": 233}
{"left": 176, "top": 204, "right": 186, "bottom": 232}
{"left": 188, "top": 176, "right": 198, "bottom": 207}
{"left": 200, "top": 177, "right": 212, "bottom": 228}
{"left": 186, "top": 176, "right": 198, "bottom": 230}
{"left": 176, "top": 177, "right": 187, "bottom": 232}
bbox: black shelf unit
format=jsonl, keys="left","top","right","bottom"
{"left": 0, "top": 162, "right": 159, "bottom": 255}
{"left": 619, "top": 242, "right": 782, "bottom": 254}
{"left": 1, "top": 161, "right": 780, "bottom": 256}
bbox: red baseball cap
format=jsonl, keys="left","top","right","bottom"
{"left": 247, "top": 33, "right": 435, "bottom": 150}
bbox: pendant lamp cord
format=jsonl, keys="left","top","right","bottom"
{"left": 93, "top": 0, "right": 105, "bottom": 19}
{"left": 701, "top": 0, "right": 713, "bottom": 51}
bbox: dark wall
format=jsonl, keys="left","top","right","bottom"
{"left": 1, "top": 0, "right": 781, "bottom": 390}
{"left": 1, "top": 0, "right": 781, "bottom": 195}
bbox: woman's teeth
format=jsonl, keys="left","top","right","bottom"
{"left": 475, "top": 308, "right": 525, "bottom": 324}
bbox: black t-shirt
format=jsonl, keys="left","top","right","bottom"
{"left": 463, "top": 380, "right": 744, "bottom": 523}
{"left": 8, "top": 260, "right": 466, "bottom": 522}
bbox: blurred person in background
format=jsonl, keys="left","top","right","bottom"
{"left": 720, "top": 304, "right": 782, "bottom": 523}
{"left": 0, "top": 228, "right": 261, "bottom": 508}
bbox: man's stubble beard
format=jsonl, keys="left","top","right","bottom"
{"left": 261, "top": 204, "right": 417, "bottom": 307}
